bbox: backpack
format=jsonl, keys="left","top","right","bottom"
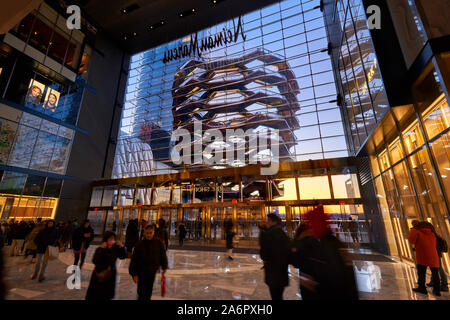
{"left": 437, "top": 236, "right": 448, "bottom": 253}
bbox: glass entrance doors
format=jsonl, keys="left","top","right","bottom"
{"left": 160, "top": 208, "right": 177, "bottom": 237}
{"left": 182, "top": 208, "right": 203, "bottom": 240}
{"left": 236, "top": 206, "right": 263, "bottom": 240}
{"left": 209, "top": 206, "right": 233, "bottom": 240}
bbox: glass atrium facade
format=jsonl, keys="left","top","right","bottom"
{"left": 113, "top": 0, "right": 349, "bottom": 178}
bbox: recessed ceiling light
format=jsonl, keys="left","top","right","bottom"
{"left": 192, "top": 8, "right": 195, "bottom": 12}
{"left": 180, "top": 13, "right": 183, "bottom": 16}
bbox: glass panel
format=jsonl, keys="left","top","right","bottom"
{"left": 298, "top": 176, "right": 331, "bottom": 200}
{"left": 271, "top": 178, "right": 298, "bottom": 201}
{"left": 90, "top": 187, "right": 103, "bottom": 207}
{"left": 22, "top": 175, "right": 45, "bottom": 196}
{"left": 388, "top": 138, "right": 404, "bottom": 165}
{"left": 374, "top": 176, "right": 399, "bottom": 256}
{"left": 422, "top": 93, "right": 450, "bottom": 140}
{"left": 378, "top": 149, "right": 390, "bottom": 171}
{"left": 154, "top": 186, "right": 171, "bottom": 205}
{"left": 28, "top": 15, "right": 54, "bottom": 54}
{"left": 331, "top": 174, "right": 361, "bottom": 198}
{"left": 381, "top": 169, "right": 413, "bottom": 259}
{"left": 42, "top": 178, "right": 62, "bottom": 197}
{"left": 430, "top": 132, "right": 450, "bottom": 207}
{"left": 402, "top": 121, "right": 425, "bottom": 154}
{"left": 101, "top": 186, "right": 117, "bottom": 207}
{"left": 409, "top": 148, "right": 450, "bottom": 241}
{"left": 87, "top": 210, "right": 106, "bottom": 235}
{"left": 0, "top": 171, "right": 27, "bottom": 195}
{"left": 392, "top": 160, "right": 422, "bottom": 221}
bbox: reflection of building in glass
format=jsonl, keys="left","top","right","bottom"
{"left": 113, "top": 1, "right": 349, "bottom": 178}
{"left": 138, "top": 48, "right": 300, "bottom": 169}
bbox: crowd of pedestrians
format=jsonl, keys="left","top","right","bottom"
{"left": 0, "top": 209, "right": 449, "bottom": 301}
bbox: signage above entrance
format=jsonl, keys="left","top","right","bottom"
{"left": 162, "top": 16, "right": 247, "bottom": 64}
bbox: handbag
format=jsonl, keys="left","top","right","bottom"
{"left": 96, "top": 266, "right": 112, "bottom": 283}
{"left": 48, "top": 245, "right": 59, "bottom": 260}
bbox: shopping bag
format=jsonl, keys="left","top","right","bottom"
{"left": 48, "top": 245, "right": 59, "bottom": 260}
{"left": 161, "top": 272, "right": 166, "bottom": 297}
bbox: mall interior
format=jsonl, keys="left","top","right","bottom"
{"left": 1, "top": 0, "right": 450, "bottom": 300}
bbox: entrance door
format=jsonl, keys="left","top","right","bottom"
{"left": 160, "top": 208, "right": 177, "bottom": 238}
{"left": 236, "top": 206, "right": 263, "bottom": 240}
{"left": 209, "top": 206, "right": 233, "bottom": 240}
{"left": 105, "top": 210, "right": 120, "bottom": 233}
{"left": 183, "top": 208, "right": 203, "bottom": 240}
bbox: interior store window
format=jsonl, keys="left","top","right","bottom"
{"left": 298, "top": 175, "right": 331, "bottom": 200}
{"left": 392, "top": 160, "right": 422, "bottom": 224}
{"left": 402, "top": 121, "right": 425, "bottom": 154}
{"left": 429, "top": 132, "right": 450, "bottom": 208}
{"left": 408, "top": 147, "right": 450, "bottom": 240}
{"left": 388, "top": 138, "right": 404, "bottom": 165}
{"left": 331, "top": 174, "right": 361, "bottom": 198}
{"left": 373, "top": 176, "right": 399, "bottom": 256}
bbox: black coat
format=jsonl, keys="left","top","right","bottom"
{"left": 85, "top": 244, "right": 127, "bottom": 300}
{"left": 125, "top": 220, "right": 139, "bottom": 249}
{"left": 293, "top": 232, "right": 358, "bottom": 300}
{"left": 155, "top": 227, "right": 169, "bottom": 250}
{"left": 129, "top": 238, "right": 168, "bottom": 278}
{"left": 34, "top": 226, "right": 59, "bottom": 254}
{"left": 225, "top": 230, "right": 236, "bottom": 249}
{"left": 71, "top": 226, "right": 94, "bottom": 251}
{"left": 178, "top": 225, "right": 186, "bottom": 240}
{"left": 259, "top": 225, "right": 291, "bottom": 288}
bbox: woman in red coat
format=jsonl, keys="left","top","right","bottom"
{"left": 408, "top": 221, "right": 441, "bottom": 296}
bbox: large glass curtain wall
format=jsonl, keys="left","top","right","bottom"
{"left": 113, "top": 0, "right": 349, "bottom": 178}
{"left": 334, "top": 0, "right": 389, "bottom": 153}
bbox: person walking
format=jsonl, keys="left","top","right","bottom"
{"left": 291, "top": 207, "right": 358, "bottom": 300}
{"left": 71, "top": 220, "right": 94, "bottom": 269}
{"left": 225, "top": 220, "right": 236, "bottom": 260}
{"left": 10, "top": 221, "right": 27, "bottom": 256}
{"left": 129, "top": 225, "right": 169, "bottom": 300}
{"left": 259, "top": 214, "right": 291, "bottom": 300}
{"left": 427, "top": 224, "right": 449, "bottom": 292}
{"left": 408, "top": 220, "right": 441, "bottom": 296}
{"left": 348, "top": 219, "right": 359, "bottom": 243}
{"left": 59, "top": 221, "right": 73, "bottom": 252}
{"left": 178, "top": 222, "right": 187, "bottom": 247}
{"left": 125, "top": 219, "right": 139, "bottom": 258}
{"left": 85, "top": 231, "right": 127, "bottom": 300}
{"left": 31, "top": 220, "right": 59, "bottom": 282}
{"left": 155, "top": 219, "right": 169, "bottom": 250}
{"left": 24, "top": 220, "right": 45, "bottom": 263}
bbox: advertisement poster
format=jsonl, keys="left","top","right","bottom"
{"left": 26, "top": 79, "right": 45, "bottom": 105}
{"left": 0, "top": 118, "right": 18, "bottom": 164}
{"left": 43, "top": 88, "right": 60, "bottom": 112}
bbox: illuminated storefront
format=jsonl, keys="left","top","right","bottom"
{"left": 89, "top": 158, "right": 369, "bottom": 246}
{"left": 324, "top": 0, "right": 450, "bottom": 271}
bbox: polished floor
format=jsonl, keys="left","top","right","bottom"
{"left": 2, "top": 245, "right": 449, "bottom": 300}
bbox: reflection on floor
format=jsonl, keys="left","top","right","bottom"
{"left": 2, "top": 246, "right": 449, "bottom": 300}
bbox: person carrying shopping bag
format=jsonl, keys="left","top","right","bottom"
{"left": 31, "top": 220, "right": 59, "bottom": 282}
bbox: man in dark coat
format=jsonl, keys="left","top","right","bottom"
{"left": 32, "top": 220, "right": 59, "bottom": 281}
{"left": 125, "top": 219, "right": 140, "bottom": 257}
{"left": 178, "top": 222, "right": 187, "bottom": 247}
{"left": 259, "top": 213, "right": 291, "bottom": 300}
{"left": 155, "top": 219, "right": 169, "bottom": 250}
{"left": 71, "top": 220, "right": 94, "bottom": 269}
{"left": 129, "top": 225, "right": 168, "bottom": 300}
{"left": 292, "top": 207, "right": 358, "bottom": 300}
